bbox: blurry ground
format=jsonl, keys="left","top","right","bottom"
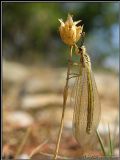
{"left": 3, "top": 60, "right": 119, "bottom": 159}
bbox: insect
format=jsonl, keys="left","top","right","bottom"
{"left": 54, "top": 15, "right": 101, "bottom": 158}
{"left": 70, "top": 45, "right": 101, "bottom": 147}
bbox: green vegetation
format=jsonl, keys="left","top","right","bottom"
{"left": 2, "top": 2, "right": 119, "bottom": 69}
{"left": 97, "top": 125, "right": 114, "bottom": 157}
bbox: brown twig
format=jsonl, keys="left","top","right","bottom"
{"left": 53, "top": 46, "right": 73, "bottom": 160}
{"left": 15, "top": 127, "right": 31, "bottom": 159}
{"left": 29, "top": 139, "right": 48, "bottom": 158}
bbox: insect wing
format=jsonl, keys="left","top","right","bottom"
{"left": 70, "top": 67, "right": 101, "bottom": 147}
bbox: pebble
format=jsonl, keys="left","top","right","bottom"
{"left": 6, "top": 111, "right": 34, "bottom": 128}
{"left": 21, "top": 94, "right": 62, "bottom": 109}
{"left": 17, "top": 154, "right": 30, "bottom": 159}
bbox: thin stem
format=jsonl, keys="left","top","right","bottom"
{"left": 53, "top": 46, "right": 73, "bottom": 160}
{"left": 96, "top": 130, "right": 106, "bottom": 156}
{"left": 29, "top": 139, "right": 48, "bottom": 158}
{"left": 108, "top": 124, "right": 113, "bottom": 156}
{"left": 15, "top": 127, "right": 31, "bottom": 159}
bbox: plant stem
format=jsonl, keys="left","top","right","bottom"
{"left": 53, "top": 46, "right": 73, "bottom": 160}
{"left": 108, "top": 124, "right": 113, "bottom": 156}
{"left": 29, "top": 139, "right": 48, "bottom": 158}
{"left": 15, "top": 127, "right": 31, "bottom": 159}
{"left": 96, "top": 130, "right": 106, "bottom": 156}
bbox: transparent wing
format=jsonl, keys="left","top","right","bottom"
{"left": 70, "top": 67, "right": 101, "bottom": 147}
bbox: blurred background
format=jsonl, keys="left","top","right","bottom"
{"left": 2, "top": 2, "right": 119, "bottom": 159}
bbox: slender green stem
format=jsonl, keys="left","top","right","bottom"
{"left": 96, "top": 130, "right": 106, "bottom": 156}
{"left": 108, "top": 124, "right": 113, "bottom": 156}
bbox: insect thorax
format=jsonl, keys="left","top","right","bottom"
{"left": 81, "top": 46, "right": 91, "bottom": 69}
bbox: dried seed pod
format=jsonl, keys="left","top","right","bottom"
{"left": 58, "top": 14, "right": 83, "bottom": 46}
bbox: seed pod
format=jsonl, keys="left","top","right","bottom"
{"left": 58, "top": 14, "right": 83, "bottom": 46}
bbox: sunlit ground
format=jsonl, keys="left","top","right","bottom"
{"left": 3, "top": 60, "right": 119, "bottom": 159}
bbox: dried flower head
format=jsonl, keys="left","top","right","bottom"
{"left": 58, "top": 14, "right": 83, "bottom": 46}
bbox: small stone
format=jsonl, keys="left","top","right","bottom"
{"left": 17, "top": 154, "right": 30, "bottom": 159}
{"left": 21, "top": 94, "right": 62, "bottom": 109}
{"left": 6, "top": 111, "right": 34, "bottom": 128}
